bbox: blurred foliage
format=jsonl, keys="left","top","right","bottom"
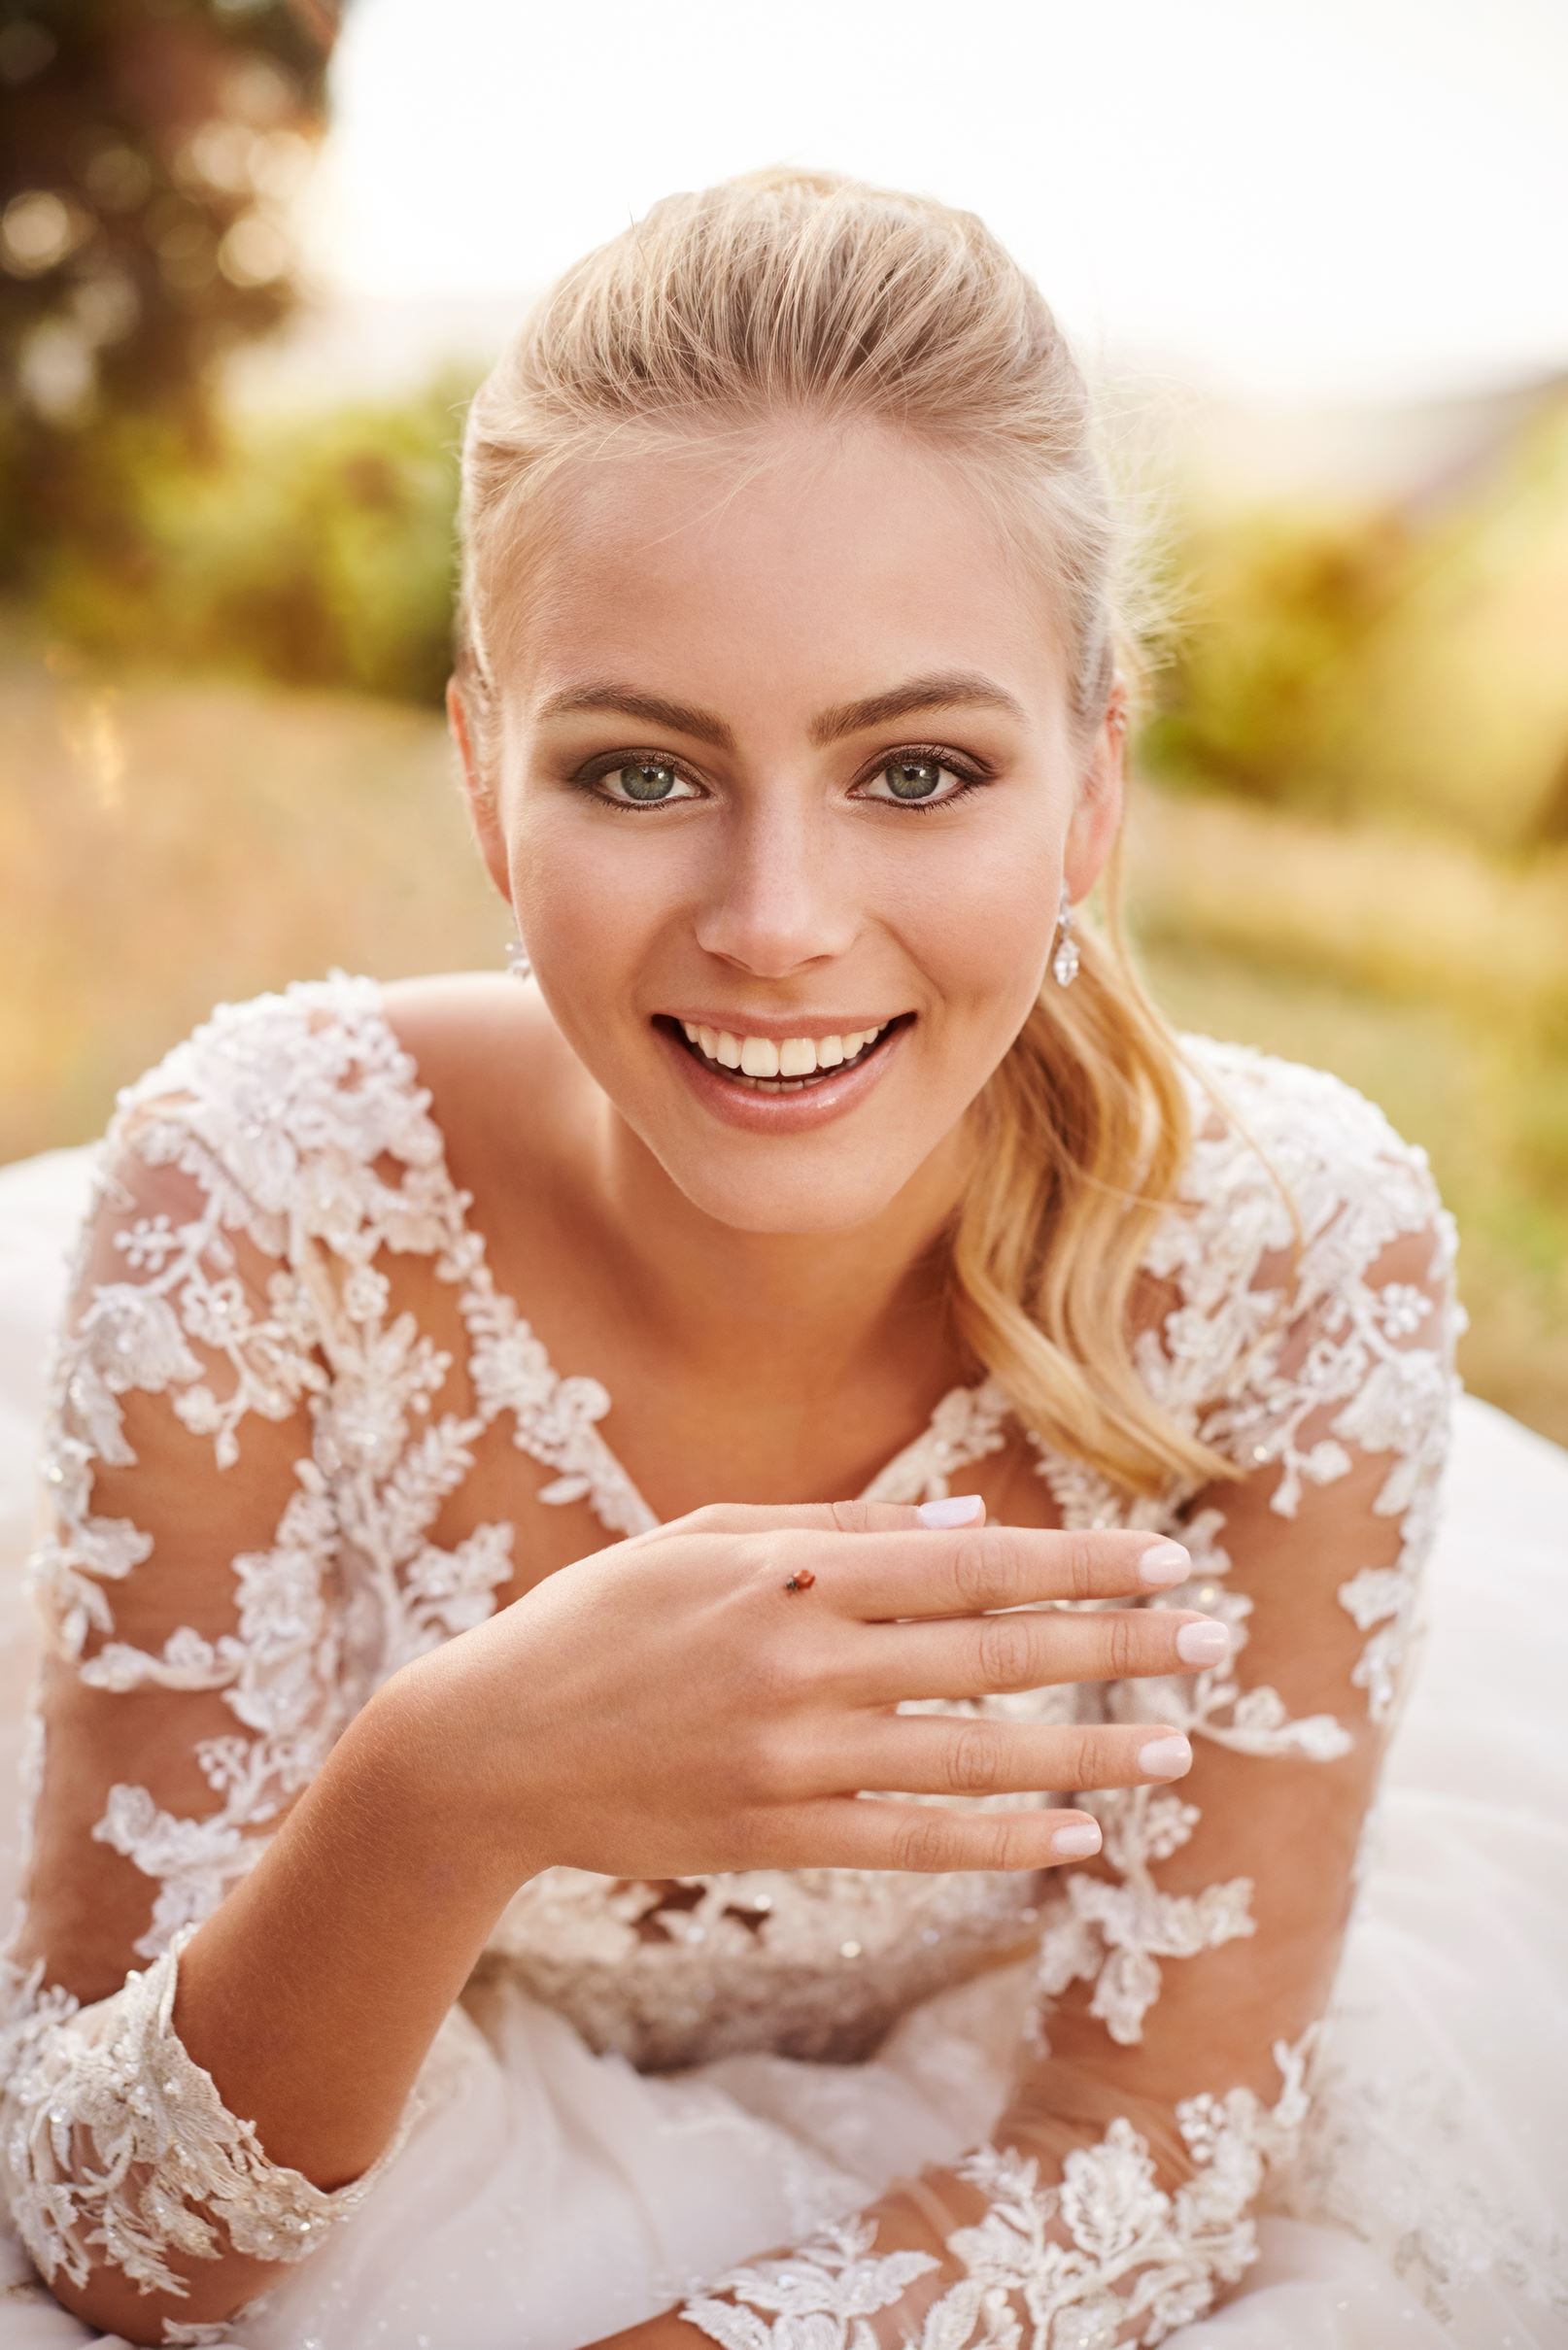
{"left": 1137, "top": 500, "right": 1401, "bottom": 817}
{"left": 1142, "top": 392, "right": 1568, "bottom": 853}
{"left": 25, "top": 373, "right": 470, "bottom": 698}
{"left": 0, "top": 0, "right": 341, "bottom": 600}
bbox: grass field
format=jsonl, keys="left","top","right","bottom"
{"left": 7, "top": 636, "right": 1565, "bottom": 1446}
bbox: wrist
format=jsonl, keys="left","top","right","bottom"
{"left": 361, "top": 1649, "right": 557, "bottom": 1902}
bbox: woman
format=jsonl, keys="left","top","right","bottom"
{"left": 0, "top": 165, "right": 1548, "bottom": 2349}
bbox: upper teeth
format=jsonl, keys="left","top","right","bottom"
{"left": 678, "top": 1021, "right": 892, "bottom": 1076}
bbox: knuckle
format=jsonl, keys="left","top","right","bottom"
{"left": 826, "top": 1498, "right": 876, "bottom": 1536}
{"left": 948, "top": 1534, "right": 991, "bottom": 1612}
{"left": 1063, "top": 1535, "right": 1103, "bottom": 1602}
{"left": 1104, "top": 1611, "right": 1140, "bottom": 1682}
{"left": 977, "top": 1612, "right": 1038, "bottom": 1690}
{"left": 893, "top": 1809, "right": 954, "bottom": 1873}
{"left": 946, "top": 1720, "right": 1004, "bottom": 1795}
{"left": 1063, "top": 1723, "right": 1106, "bottom": 1789}
{"left": 735, "top": 1717, "right": 808, "bottom": 1804}
{"left": 744, "top": 1534, "right": 815, "bottom": 1602}
{"left": 954, "top": 1526, "right": 1013, "bottom": 1610}
{"left": 986, "top": 1810, "right": 1038, "bottom": 1871}
{"left": 677, "top": 1500, "right": 736, "bottom": 1535}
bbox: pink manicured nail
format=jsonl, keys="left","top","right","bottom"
{"left": 1139, "top": 1541, "right": 1191, "bottom": 1585}
{"left": 1139, "top": 1733, "right": 1193, "bottom": 1778}
{"left": 1175, "top": 1619, "right": 1229, "bottom": 1665}
{"left": 918, "top": 1494, "right": 984, "bottom": 1526}
{"left": 1050, "top": 1821, "right": 1102, "bottom": 1858}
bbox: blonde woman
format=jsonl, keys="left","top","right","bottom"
{"left": 0, "top": 167, "right": 1502, "bottom": 2349}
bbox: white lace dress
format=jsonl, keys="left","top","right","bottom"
{"left": 0, "top": 971, "right": 1561, "bottom": 2349}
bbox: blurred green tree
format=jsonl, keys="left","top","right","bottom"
{"left": 36, "top": 373, "right": 471, "bottom": 702}
{"left": 0, "top": 0, "right": 343, "bottom": 597}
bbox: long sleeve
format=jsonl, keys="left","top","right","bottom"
{"left": 0, "top": 1055, "right": 426, "bottom": 2335}
{"left": 671, "top": 1107, "right": 1465, "bottom": 2348}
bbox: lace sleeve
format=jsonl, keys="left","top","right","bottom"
{"left": 0, "top": 1068, "right": 421, "bottom": 2337}
{"left": 672, "top": 1123, "right": 1465, "bottom": 2348}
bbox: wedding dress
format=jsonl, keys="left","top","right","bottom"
{"left": 0, "top": 970, "right": 1561, "bottom": 2350}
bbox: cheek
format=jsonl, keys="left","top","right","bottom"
{"left": 897, "top": 827, "right": 1059, "bottom": 1002}
{"left": 505, "top": 806, "right": 664, "bottom": 962}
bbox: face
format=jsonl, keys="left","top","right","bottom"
{"left": 451, "top": 415, "right": 1123, "bottom": 1237}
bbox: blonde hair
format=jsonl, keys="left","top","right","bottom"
{"left": 452, "top": 163, "right": 1303, "bottom": 1499}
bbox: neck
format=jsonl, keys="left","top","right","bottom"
{"left": 582, "top": 1106, "right": 979, "bottom": 1409}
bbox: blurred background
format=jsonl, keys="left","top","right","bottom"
{"left": 2, "top": 0, "right": 1565, "bottom": 1442}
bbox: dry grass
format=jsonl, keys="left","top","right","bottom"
{"left": 5, "top": 637, "right": 1564, "bottom": 1446}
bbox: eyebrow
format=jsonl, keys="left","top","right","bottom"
{"left": 530, "top": 669, "right": 1029, "bottom": 752}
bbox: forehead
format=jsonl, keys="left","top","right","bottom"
{"left": 500, "top": 418, "right": 1067, "bottom": 730}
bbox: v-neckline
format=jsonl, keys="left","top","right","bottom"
{"left": 345, "top": 971, "right": 1037, "bottom": 1536}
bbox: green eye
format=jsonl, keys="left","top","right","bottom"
{"left": 881, "top": 759, "right": 945, "bottom": 802}
{"left": 617, "top": 760, "right": 684, "bottom": 803}
{"left": 857, "top": 753, "right": 991, "bottom": 814}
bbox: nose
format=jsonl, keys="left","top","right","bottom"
{"left": 691, "top": 799, "right": 858, "bottom": 977}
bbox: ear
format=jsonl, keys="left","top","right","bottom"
{"left": 1063, "top": 674, "right": 1128, "bottom": 900}
{"left": 446, "top": 674, "right": 512, "bottom": 905}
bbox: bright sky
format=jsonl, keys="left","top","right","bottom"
{"left": 304, "top": 0, "right": 1567, "bottom": 407}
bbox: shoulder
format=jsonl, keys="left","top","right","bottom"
{"left": 73, "top": 971, "right": 472, "bottom": 1347}
{"left": 1167, "top": 1028, "right": 1458, "bottom": 1274}
{"left": 104, "top": 965, "right": 567, "bottom": 1199}
{"left": 107, "top": 969, "right": 443, "bottom": 1209}
{"left": 96, "top": 966, "right": 575, "bottom": 1278}
{"left": 1153, "top": 1033, "right": 1467, "bottom": 1462}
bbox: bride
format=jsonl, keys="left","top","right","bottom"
{"left": 0, "top": 165, "right": 1562, "bottom": 2350}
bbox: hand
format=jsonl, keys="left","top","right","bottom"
{"left": 391, "top": 1496, "right": 1218, "bottom": 1887}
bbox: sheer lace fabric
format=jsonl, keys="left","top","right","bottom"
{"left": 0, "top": 972, "right": 1467, "bottom": 2346}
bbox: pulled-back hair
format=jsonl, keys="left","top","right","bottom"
{"left": 452, "top": 163, "right": 1301, "bottom": 1497}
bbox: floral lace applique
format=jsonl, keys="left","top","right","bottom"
{"left": 677, "top": 2028, "right": 1318, "bottom": 2350}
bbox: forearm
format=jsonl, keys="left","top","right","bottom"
{"left": 43, "top": 1661, "right": 535, "bottom": 2341}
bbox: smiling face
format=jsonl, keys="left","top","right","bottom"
{"left": 452, "top": 413, "right": 1124, "bottom": 1237}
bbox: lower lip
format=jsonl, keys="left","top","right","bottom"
{"left": 652, "top": 1015, "right": 915, "bottom": 1134}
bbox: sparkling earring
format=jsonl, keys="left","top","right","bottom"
{"left": 1051, "top": 877, "right": 1079, "bottom": 988}
{"left": 505, "top": 928, "right": 532, "bottom": 982}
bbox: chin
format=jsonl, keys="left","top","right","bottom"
{"left": 680, "top": 1173, "right": 915, "bottom": 1238}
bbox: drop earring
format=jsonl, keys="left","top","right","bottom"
{"left": 505, "top": 927, "right": 532, "bottom": 982}
{"left": 1051, "top": 877, "right": 1079, "bottom": 988}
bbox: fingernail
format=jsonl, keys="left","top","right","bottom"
{"left": 1139, "top": 1540, "right": 1191, "bottom": 1585}
{"left": 1050, "top": 1821, "right": 1102, "bottom": 1858}
{"left": 918, "top": 1494, "right": 984, "bottom": 1526}
{"left": 1175, "top": 1619, "right": 1229, "bottom": 1665}
{"left": 1139, "top": 1733, "right": 1192, "bottom": 1777}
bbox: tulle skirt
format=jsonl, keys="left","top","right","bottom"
{"left": 0, "top": 1143, "right": 1562, "bottom": 2350}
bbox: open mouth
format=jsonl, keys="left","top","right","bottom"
{"left": 653, "top": 1012, "right": 916, "bottom": 1093}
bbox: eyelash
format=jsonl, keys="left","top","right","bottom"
{"left": 568, "top": 745, "right": 995, "bottom": 817}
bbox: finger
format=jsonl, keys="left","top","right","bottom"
{"left": 752, "top": 1792, "right": 1106, "bottom": 1873}
{"left": 670, "top": 1494, "right": 989, "bottom": 1541}
{"left": 768, "top": 1521, "right": 1193, "bottom": 1619}
{"left": 836, "top": 1602, "right": 1229, "bottom": 1705}
{"left": 821, "top": 1712, "right": 1195, "bottom": 1799}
